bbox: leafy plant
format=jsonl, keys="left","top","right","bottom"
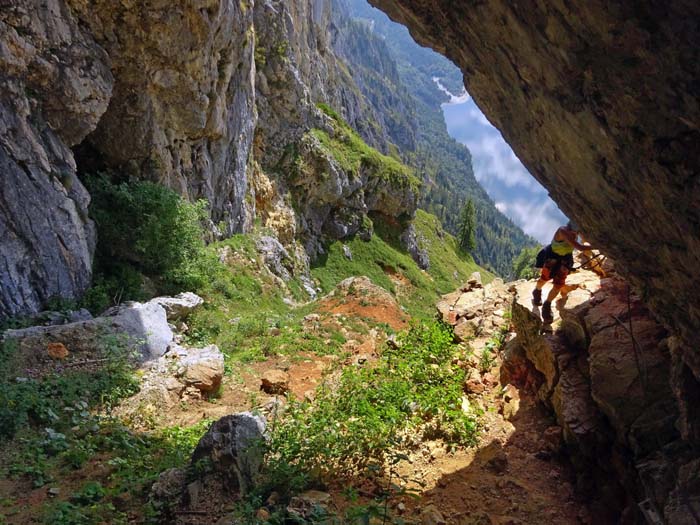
{"left": 0, "top": 336, "right": 138, "bottom": 441}
{"left": 82, "top": 174, "right": 214, "bottom": 311}
{"left": 264, "top": 321, "right": 477, "bottom": 489}
{"left": 479, "top": 347, "right": 495, "bottom": 373}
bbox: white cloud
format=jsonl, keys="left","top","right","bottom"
{"left": 499, "top": 197, "right": 565, "bottom": 244}
{"left": 439, "top": 92, "right": 568, "bottom": 242}
{"left": 467, "top": 106, "right": 492, "bottom": 127}
{"left": 432, "top": 77, "right": 470, "bottom": 104}
{"left": 469, "top": 135, "right": 538, "bottom": 191}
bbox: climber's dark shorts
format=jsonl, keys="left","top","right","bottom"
{"left": 540, "top": 261, "right": 569, "bottom": 286}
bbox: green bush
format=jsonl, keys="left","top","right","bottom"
{"left": 83, "top": 175, "right": 213, "bottom": 310}
{"left": 265, "top": 321, "right": 478, "bottom": 489}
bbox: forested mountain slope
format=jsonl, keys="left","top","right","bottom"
{"left": 334, "top": 0, "right": 537, "bottom": 276}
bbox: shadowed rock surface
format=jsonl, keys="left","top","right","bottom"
{"left": 507, "top": 269, "right": 698, "bottom": 523}
{"left": 368, "top": 0, "right": 700, "bottom": 370}
{"left": 0, "top": 0, "right": 110, "bottom": 317}
{"left": 191, "top": 412, "right": 267, "bottom": 496}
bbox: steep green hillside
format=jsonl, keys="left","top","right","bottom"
{"left": 312, "top": 209, "right": 490, "bottom": 319}
{"left": 333, "top": 0, "right": 536, "bottom": 277}
{"left": 312, "top": 104, "right": 421, "bottom": 193}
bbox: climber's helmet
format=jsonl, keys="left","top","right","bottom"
{"left": 566, "top": 220, "right": 579, "bottom": 233}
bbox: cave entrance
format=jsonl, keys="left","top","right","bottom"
{"left": 338, "top": 0, "right": 569, "bottom": 280}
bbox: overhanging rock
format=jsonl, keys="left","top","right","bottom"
{"left": 369, "top": 0, "right": 700, "bottom": 363}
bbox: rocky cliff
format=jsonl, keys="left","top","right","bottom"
{"left": 506, "top": 271, "right": 700, "bottom": 523}
{"left": 440, "top": 263, "right": 699, "bottom": 523}
{"left": 0, "top": 0, "right": 417, "bottom": 317}
{"left": 72, "top": 0, "right": 258, "bottom": 236}
{"left": 251, "top": 0, "right": 417, "bottom": 262}
{"left": 1, "top": 0, "right": 257, "bottom": 317}
{"left": 0, "top": 1, "right": 109, "bottom": 317}
{"left": 368, "top": 0, "right": 700, "bottom": 373}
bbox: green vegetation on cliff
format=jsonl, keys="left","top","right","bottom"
{"left": 312, "top": 209, "right": 487, "bottom": 318}
{"left": 412, "top": 209, "right": 489, "bottom": 291}
{"left": 313, "top": 103, "right": 421, "bottom": 193}
{"left": 333, "top": 0, "right": 536, "bottom": 277}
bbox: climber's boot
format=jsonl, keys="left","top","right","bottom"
{"left": 532, "top": 288, "right": 542, "bottom": 306}
{"left": 542, "top": 301, "right": 553, "bottom": 324}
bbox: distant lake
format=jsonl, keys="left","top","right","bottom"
{"left": 435, "top": 79, "right": 566, "bottom": 244}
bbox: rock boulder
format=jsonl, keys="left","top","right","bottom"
{"left": 191, "top": 413, "right": 267, "bottom": 496}
{"left": 152, "top": 293, "right": 204, "bottom": 322}
{"left": 177, "top": 345, "right": 225, "bottom": 393}
{"left": 4, "top": 300, "right": 173, "bottom": 363}
{"left": 438, "top": 276, "right": 513, "bottom": 341}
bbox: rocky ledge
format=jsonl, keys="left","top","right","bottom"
{"left": 435, "top": 262, "right": 699, "bottom": 523}
{"left": 504, "top": 269, "right": 699, "bottom": 523}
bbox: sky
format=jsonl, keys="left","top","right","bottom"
{"left": 434, "top": 79, "right": 566, "bottom": 244}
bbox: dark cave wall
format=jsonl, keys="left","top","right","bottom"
{"left": 368, "top": 0, "right": 700, "bottom": 370}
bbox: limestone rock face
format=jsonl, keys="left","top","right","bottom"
{"left": 4, "top": 299, "right": 173, "bottom": 362}
{"left": 0, "top": 0, "right": 112, "bottom": 317}
{"left": 437, "top": 275, "right": 511, "bottom": 342}
{"left": 1, "top": 0, "right": 256, "bottom": 316}
{"left": 369, "top": 0, "right": 700, "bottom": 366}
{"left": 69, "top": 0, "right": 257, "bottom": 236}
{"left": 253, "top": 0, "right": 389, "bottom": 167}
{"left": 508, "top": 271, "right": 696, "bottom": 522}
{"left": 283, "top": 131, "right": 417, "bottom": 258}
{"left": 252, "top": 0, "right": 418, "bottom": 260}
{"left": 0, "top": 0, "right": 420, "bottom": 316}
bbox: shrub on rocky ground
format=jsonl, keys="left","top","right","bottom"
{"left": 260, "top": 321, "right": 478, "bottom": 495}
{"left": 82, "top": 174, "right": 215, "bottom": 313}
{"left": 0, "top": 333, "right": 212, "bottom": 523}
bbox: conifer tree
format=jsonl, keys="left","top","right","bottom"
{"left": 458, "top": 199, "right": 477, "bottom": 252}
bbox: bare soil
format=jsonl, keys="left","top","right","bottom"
{"left": 1, "top": 280, "right": 591, "bottom": 525}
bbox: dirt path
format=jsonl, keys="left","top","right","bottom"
{"left": 357, "top": 330, "right": 588, "bottom": 525}
{"left": 395, "top": 395, "right": 588, "bottom": 524}
{"left": 167, "top": 282, "right": 591, "bottom": 525}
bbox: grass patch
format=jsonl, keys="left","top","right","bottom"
{"left": 412, "top": 209, "right": 493, "bottom": 289}
{"left": 0, "top": 337, "right": 211, "bottom": 524}
{"left": 253, "top": 321, "right": 478, "bottom": 506}
{"left": 311, "top": 210, "right": 489, "bottom": 319}
{"left": 184, "top": 235, "right": 346, "bottom": 366}
{"left": 312, "top": 103, "right": 421, "bottom": 194}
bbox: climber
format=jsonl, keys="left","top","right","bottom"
{"left": 532, "top": 221, "right": 593, "bottom": 323}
